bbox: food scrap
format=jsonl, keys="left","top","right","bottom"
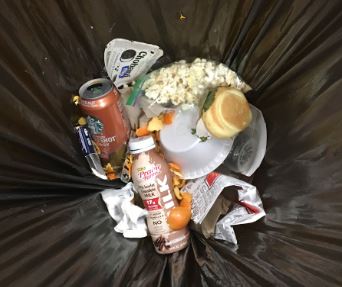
{"left": 120, "top": 154, "right": 133, "bottom": 183}
{"left": 173, "top": 186, "right": 182, "bottom": 200}
{"left": 168, "top": 162, "right": 181, "bottom": 172}
{"left": 78, "top": 117, "right": 87, "bottom": 126}
{"left": 104, "top": 163, "right": 117, "bottom": 180}
{"left": 179, "top": 12, "right": 187, "bottom": 21}
{"left": 162, "top": 111, "right": 175, "bottom": 125}
{"left": 135, "top": 126, "right": 150, "bottom": 137}
{"left": 167, "top": 192, "right": 192, "bottom": 230}
{"left": 72, "top": 95, "right": 80, "bottom": 105}
{"left": 147, "top": 116, "right": 163, "bottom": 132}
{"left": 142, "top": 58, "right": 251, "bottom": 107}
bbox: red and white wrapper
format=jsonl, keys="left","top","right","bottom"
{"left": 181, "top": 172, "right": 265, "bottom": 244}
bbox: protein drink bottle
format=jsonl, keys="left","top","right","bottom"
{"left": 129, "top": 136, "right": 189, "bottom": 254}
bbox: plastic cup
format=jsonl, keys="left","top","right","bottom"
{"left": 160, "top": 108, "right": 233, "bottom": 179}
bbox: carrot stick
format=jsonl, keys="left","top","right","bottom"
{"left": 163, "top": 111, "right": 175, "bottom": 125}
{"left": 168, "top": 162, "right": 181, "bottom": 172}
{"left": 136, "top": 126, "right": 150, "bottom": 137}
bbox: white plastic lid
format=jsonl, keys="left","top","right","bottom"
{"left": 129, "top": 136, "right": 155, "bottom": 154}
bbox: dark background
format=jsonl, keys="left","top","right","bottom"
{"left": 0, "top": 0, "right": 341, "bottom": 286}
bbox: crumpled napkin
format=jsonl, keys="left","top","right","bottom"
{"left": 101, "top": 183, "right": 148, "bottom": 238}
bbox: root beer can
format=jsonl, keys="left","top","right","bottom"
{"left": 79, "top": 78, "right": 130, "bottom": 174}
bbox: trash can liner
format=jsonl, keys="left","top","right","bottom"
{"left": 0, "top": 0, "right": 341, "bottom": 286}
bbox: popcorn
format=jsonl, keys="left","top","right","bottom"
{"left": 142, "top": 58, "right": 250, "bottom": 107}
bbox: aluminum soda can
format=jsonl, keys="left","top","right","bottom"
{"left": 79, "top": 78, "right": 130, "bottom": 174}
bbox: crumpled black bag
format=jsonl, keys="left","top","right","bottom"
{"left": 0, "top": 0, "right": 341, "bottom": 286}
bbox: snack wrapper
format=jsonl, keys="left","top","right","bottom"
{"left": 182, "top": 172, "right": 265, "bottom": 244}
{"left": 75, "top": 126, "right": 107, "bottom": 180}
{"left": 104, "top": 38, "right": 163, "bottom": 86}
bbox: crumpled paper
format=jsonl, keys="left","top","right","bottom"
{"left": 101, "top": 183, "right": 148, "bottom": 238}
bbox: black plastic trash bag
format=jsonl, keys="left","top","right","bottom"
{"left": 0, "top": 0, "right": 341, "bottom": 286}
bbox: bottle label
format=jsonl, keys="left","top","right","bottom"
{"left": 134, "top": 153, "right": 171, "bottom": 235}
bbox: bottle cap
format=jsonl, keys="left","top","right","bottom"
{"left": 129, "top": 136, "right": 155, "bottom": 154}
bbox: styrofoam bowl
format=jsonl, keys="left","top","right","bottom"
{"left": 160, "top": 108, "right": 233, "bottom": 179}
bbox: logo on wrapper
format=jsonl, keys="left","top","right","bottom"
{"left": 205, "top": 172, "right": 220, "bottom": 187}
{"left": 119, "top": 66, "right": 129, "bottom": 78}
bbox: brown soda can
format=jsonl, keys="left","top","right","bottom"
{"left": 79, "top": 78, "right": 130, "bottom": 175}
